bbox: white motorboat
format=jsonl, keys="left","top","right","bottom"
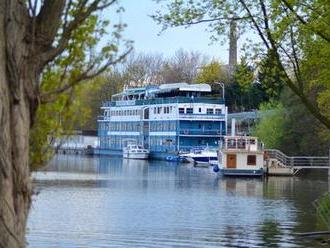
{"left": 180, "top": 147, "right": 219, "bottom": 165}
{"left": 123, "top": 144, "right": 149, "bottom": 160}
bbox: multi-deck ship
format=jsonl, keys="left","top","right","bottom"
{"left": 96, "top": 83, "right": 227, "bottom": 160}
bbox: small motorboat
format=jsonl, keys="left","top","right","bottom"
{"left": 180, "top": 147, "right": 219, "bottom": 166}
{"left": 123, "top": 144, "right": 149, "bottom": 160}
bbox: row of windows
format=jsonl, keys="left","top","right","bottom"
{"left": 108, "top": 109, "right": 141, "bottom": 117}
{"left": 100, "top": 136, "right": 142, "bottom": 149}
{"left": 105, "top": 106, "right": 223, "bottom": 117}
{"left": 153, "top": 106, "right": 173, "bottom": 115}
{"left": 150, "top": 121, "right": 176, "bottom": 132}
{"left": 179, "top": 107, "right": 222, "bottom": 115}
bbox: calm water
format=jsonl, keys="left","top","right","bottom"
{"left": 27, "top": 155, "right": 330, "bottom": 247}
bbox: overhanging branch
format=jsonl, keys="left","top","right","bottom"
{"left": 40, "top": 47, "right": 132, "bottom": 103}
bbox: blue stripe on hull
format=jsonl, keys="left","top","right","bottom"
{"left": 221, "top": 169, "right": 264, "bottom": 177}
{"left": 193, "top": 157, "right": 217, "bottom": 163}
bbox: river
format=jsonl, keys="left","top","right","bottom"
{"left": 27, "top": 154, "right": 330, "bottom": 247}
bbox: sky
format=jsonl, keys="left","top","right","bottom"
{"left": 110, "top": 0, "right": 240, "bottom": 64}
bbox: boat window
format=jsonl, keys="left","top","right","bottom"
{"left": 179, "top": 108, "right": 185, "bottom": 114}
{"left": 207, "top": 108, "right": 214, "bottom": 114}
{"left": 247, "top": 155, "right": 256, "bottom": 166}
{"left": 157, "top": 107, "right": 162, "bottom": 114}
{"left": 227, "top": 139, "right": 236, "bottom": 149}
{"left": 199, "top": 108, "right": 202, "bottom": 113}
{"left": 186, "top": 108, "right": 193, "bottom": 114}
{"left": 154, "top": 107, "right": 156, "bottom": 114}
{"left": 237, "top": 139, "right": 246, "bottom": 149}
{"left": 215, "top": 108, "right": 222, "bottom": 115}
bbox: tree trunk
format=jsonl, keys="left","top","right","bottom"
{"left": 0, "top": 2, "right": 36, "bottom": 247}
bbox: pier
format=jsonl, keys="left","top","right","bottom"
{"left": 265, "top": 149, "right": 330, "bottom": 176}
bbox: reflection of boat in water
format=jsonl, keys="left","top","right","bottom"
{"left": 180, "top": 147, "right": 219, "bottom": 166}
{"left": 123, "top": 144, "right": 149, "bottom": 160}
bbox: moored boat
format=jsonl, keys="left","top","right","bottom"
{"left": 123, "top": 144, "right": 149, "bottom": 160}
{"left": 218, "top": 136, "right": 265, "bottom": 177}
{"left": 180, "top": 147, "right": 219, "bottom": 165}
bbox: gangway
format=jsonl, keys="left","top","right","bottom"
{"left": 265, "top": 149, "right": 330, "bottom": 176}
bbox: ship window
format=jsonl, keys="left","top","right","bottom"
{"left": 207, "top": 108, "right": 214, "bottom": 114}
{"left": 247, "top": 155, "right": 256, "bottom": 166}
{"left": 186, "top": 108, "right": 193, "bottom": 114}
{"left": 215, "top": 108, "right": 222, "bottom": 115}
{"left": 179, "top": 108, "right": 185, "bottom": 114}
{"left": 199, "top": 108, "right": 202, "bottom": 113}
{"left": 157, "top": 107, "right": 162, "bottom": 114}
{"left": 154, "top": 107, "right": 156, "bottom": 114}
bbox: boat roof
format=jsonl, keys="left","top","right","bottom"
{"left": 224, "top": 136, "right": 258, "bottom": 140}
{"left": 113, "top": 83, "right": 211, "bottom": 98}
{"left": 157, "top": 83, "right": 211, "bottom": 93}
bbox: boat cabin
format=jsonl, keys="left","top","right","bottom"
{"left": 219, "top": 136, "right": 265, "bottom": 176}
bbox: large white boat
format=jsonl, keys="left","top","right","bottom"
{"left": 123, "top": 144, "right": 149, "bottom": 160}
{"left": 96, "top": 82, "right": 228, "bottom": 160}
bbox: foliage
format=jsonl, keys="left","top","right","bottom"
{"left": 29, "top": 2, "right": 132, "bottom": 169}
{"left": 152, "top": 0, "right": 330, "bottom": 129}
{"left": 254, "top": 89, "right": 330, "bottom": 156}
{"left": 253, "top": 101, "right": 286, "bottom": 149}
{"left": 224, "top": 59, "right": 269, "bottom": 112}
{"left": 256, "top": 51, "right": 285, "bottom": 100}
{"left": 233, "top": 58, "right": 254, "bottom": 93}
{"left": 194, "top": 61, "right": 228, "bottom": 83}
{"left": 160, "top": 49, "right": 208, "bottom": 83}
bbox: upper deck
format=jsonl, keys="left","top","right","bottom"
{"left": 101, "top": 83, "right": 224, "bottom": 108}
{"left": 102, "top": 96, "right": 224, "bottom": 108}
{"left": 221, "top": 136, "right": 264, "bottom": 153}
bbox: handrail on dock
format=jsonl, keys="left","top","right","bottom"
{"left": 265, "top": 149, "right": 330, "bottom": 168}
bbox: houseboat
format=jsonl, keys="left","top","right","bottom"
{"left": 218, "top": 136, "right": 265, "bottom": 176}
{"left": 96, "top": 83, "right": 227, "bottom": 160}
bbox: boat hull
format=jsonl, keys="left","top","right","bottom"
{"left": 193, "top": 156, "right": 217, "bottom": 164}
{"left": 221, "top": 168, "right": 264, "bottom": 177}
{"left": 123, "top": 152, "right": 149, "bottom": 160}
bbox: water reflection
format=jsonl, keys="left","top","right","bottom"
{"left": 28, "top": 155, "right": 330, "bottom": 247}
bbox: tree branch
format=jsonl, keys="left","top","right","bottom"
{"left": 238, "top": 0, "right": 270, "bottom": 49}
{"left": 280, "top": 0, "right": 330, "bottom": 42}
{"left": 40, "top": 47, "right": 132, "bottom": 103}
{"left": 40, "top": 0, "right": 117, "bottom": 67}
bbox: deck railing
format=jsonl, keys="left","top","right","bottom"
{"left": 179, "top": 113, "right": 225, "bottom": 120}
{"left": 102, "top": 96, "right": 224, "bottom": 107}
{"left": 179, "top": 129, "right": 224, "bottom": 136}
{"left": 265, "top": 149, "right": 329, "bottom": 167}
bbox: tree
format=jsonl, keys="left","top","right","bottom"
{"left": 0, "top": 1, "right": 131, "bottom": 246}
{"left": 152, "top": 0, "right": 330, "bottom": 129}
{"left": 161, "top": 49, "right": 208, "bottom": 83}
{"left": 122, "top": 52, "right": 165, "bottom": 86}
{"left": 257, "top": 51, "right": 285, "bottom": 100}
{"left": 194, "top": 61, "right": 228, "bottom": 83}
